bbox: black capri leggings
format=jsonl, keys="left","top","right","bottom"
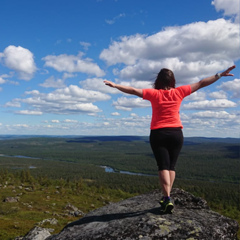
{"left": 150, "top": 127, "right": 183, "bottom": 171}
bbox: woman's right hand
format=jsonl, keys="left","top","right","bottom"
{"left": 104, "top": 80, "right": 116, "bottom": 88}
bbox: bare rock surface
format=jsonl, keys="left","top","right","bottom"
{"left": 3, "top": 196, "right": 19, "bottom": 202}
{"left": 45, "top": 188, "right": 239, "bottom": 240}
{"left": 15, "top": 227, "right": 54, "bottom": 240}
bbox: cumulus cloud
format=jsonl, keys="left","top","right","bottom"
{"left": 0, "top": 75, "right": 6, "bottom": 84}
{"left": 39, "top": 76, "right": 66, "bottom": 88}
{"left": 80, "top": 77, "right": 119, "bottom": 94}
{"left": 208, "top": 90, "right": 228, "bottom": 99}
{"left": 0, "top": 45, "right": 37, "bottom": 80}
{"left": 5, "top": 99, "right": 21, "bottom": 107}
{"left": 100, "top": 114, "right": 151, "bottom": 135}
{"left": 42, "top": 52, "right": 105, "bottom": 77}
{"left": 182, "top": 99, "right": 237, "bottom": 110}
{"left": 185, "top": 91, "right": 206, "bottom": 101}
{"left": 13, "top": 124, "right": 29, "bottom": 128}
{"left": 15, "top": 110, "right": 43, "bottom": 115}
{"left": 219, "top": 78, "right": 240, "bottom": 98}
{"left": 100, "top": 19, "right": 238, "bottom": 83}
{"left": 192, "top": 110, "right": 236, "bottom": 119}
{"left": 113, "top": 97, "right": 150, "bottom": 111}
{"left": 111, "top": 112, "right": 120, "bottom": 116}
{"left": 51, "top": 120, "right": 60, "bottom": 123}
{"left": 6, "top": 85, "right": 111, "bottom": 115}
{"left": 212, "top": 0, "right": 239, "bottom": 21}
{"left": 63, "top": 119, "right": 78, "bottom": 123}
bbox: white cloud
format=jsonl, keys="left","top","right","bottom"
{"left": 182, "top": 99, "right": 237, "bottom": 110}
{"left": 80, "top": 41, "right": 91, "bottom": 51}
{"left": 62, "top": 73, "right": 76, "bottom": 79}
{"left": 42, "top": 52, "right": 105, "bottom": 77}
{"left": 80, "top": 77, "right": 119, "bottom": 94}
{"left": 51, "top": 120, "right": 60, "bottom": 123}
{"left": 6, "top": 85, "right": 110, "bottom": 115}
{"left": 111, "top": 112, "right": 120, "bottom": 116}
{"left": 5, "top": 99, "right": 21, "bottom": 107}
{"left": 182, "top": 109, "right": 240, "bottom": 137}
{"left": 53, "top": 85, "right": 110, "bottom": 102}
{"left": 13, "top": 124, "right": 29, "bottom": 128}
{"left": 113, "top": 96, "right": 150, "bottom": 111}
{"left": 100, "top": 19, "right": 238, "bottom": 83}
{"left": 192, "top": 110, "right": 236, "bottom": 119}
{"left": 15, "top": 110, "right": 43, "bottom": 115}
{"left": 100, "top": 33, "right": 146, "bottom": 66}
{"left": 130, "top": 113, "right": 138, "bottom": 117}
{"left": 0, "top": 45, "right": 37, "bottom": 80}
{"left": 219, "top": 78, "right": 240, "bottom": 98}
{"left": 105, "top": 13, "right": 126, "bottom": 25}
{"left": 39, "top": 76, "right": 66, "bottom": 88}
{"left": 100, "top": 114, "right": 151, "bottom": 135}
{"left": 185, "top": 91, "right": 206, "bottom": 101}
{"left": 40, "top": 73, "right": 76, "bottom": 88}
{"left": 63, "top": 119, "right": 78, "bottom": 123}
{"left": 0, "top": 78, "right": 6, "bottom": 84}
{"left": 81, "top": 78, "right": 151, "bottom": 95}
{"left": 127, "top": 80, "right": 152, "bottom": 89}
{"left": 212, "top": 0, "right": 239, "bottom": 21}
{"left": 208, "top": 90, "right": 228, "bottom": 99}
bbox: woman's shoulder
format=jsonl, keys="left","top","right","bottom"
{"left": 142, "top": 88, "right": 160, "bottom": 99}
{"left": 175, "top": 85, "right": 192, "bottom": 96}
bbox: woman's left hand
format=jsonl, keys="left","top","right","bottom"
{"left": 221, "top": 65, "right": 236, "bottom": 77}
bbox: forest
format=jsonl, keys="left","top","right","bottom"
{"left": 0, "top": 135, "right": 239, "bottom": 239}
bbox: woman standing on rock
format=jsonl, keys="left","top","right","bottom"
{"left": 104, "top": 65, "right": 235, "bottom": 213}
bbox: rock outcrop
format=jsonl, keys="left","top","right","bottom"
{"left": 15, "top": 227, "right": 54, "bottom": 240}
{"left": 44, "top": 188, "right": 239, "bottom": 240}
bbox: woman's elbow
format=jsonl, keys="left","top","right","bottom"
{"left": 133, "top": 88, "right": 143, "bottom": 97}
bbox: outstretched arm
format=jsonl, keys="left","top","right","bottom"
{"left": 104, "top": 80, "right": 143, "bottom": 98}
{"left": 190, "top": 65, "right": 236, "bottom": 93}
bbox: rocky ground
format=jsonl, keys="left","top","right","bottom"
{"left": 17, "top": 188, "right": 239, "bottom": 240}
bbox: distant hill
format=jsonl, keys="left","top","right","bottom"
{"left": 0, "top": 135, "right": 239, "bottom": 144}
{"left": 184, "top": 137, "right": 240, "bottom": 144}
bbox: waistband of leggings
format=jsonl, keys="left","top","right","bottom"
{"left": 151, "top": 127, "right": 182, "bottom": 132}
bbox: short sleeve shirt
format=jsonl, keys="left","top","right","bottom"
{"left": 142, "top": 85, "right": 192, "bottom": 129}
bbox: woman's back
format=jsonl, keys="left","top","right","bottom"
{"left": 142, "top": 85, "right": 191, "bottom": 129}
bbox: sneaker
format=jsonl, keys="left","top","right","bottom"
{"left": 162, "top": 201, "right": 174, "bottom": 213}
{"left": 159, "top": 197, "right": 164, "bottom": 206}
{"left": 159, "top": 198, "right": 174, "bottom": 214}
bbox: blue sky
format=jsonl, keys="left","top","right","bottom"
{"left": 0, "top": 0, "right": 239, "bottom": 137}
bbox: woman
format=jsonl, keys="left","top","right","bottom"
{"left": 104, "top": 65, "right": 235, "bottom": 213}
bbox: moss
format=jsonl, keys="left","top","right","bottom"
{"left": 159, "top": 225, "right": 171, "bottom": 235}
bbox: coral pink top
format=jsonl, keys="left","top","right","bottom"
{"left": 142, "top": 85, "right": 192, "bottom": 129}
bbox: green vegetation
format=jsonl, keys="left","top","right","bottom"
{"left": 0, "top": 136, "right": 239, "bottom": 239}
{"left": 0, "top": 170, "right": 134, "bottom": 240}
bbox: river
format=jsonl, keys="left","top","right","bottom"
{"left": 100, "top": 165, "right": 157, "bottom": 177}
{"left": 0, "top": 154, "right": 157, "bottom": 177}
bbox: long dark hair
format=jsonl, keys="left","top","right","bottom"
{"left": 153, "top": 68, "right": 176, "bottom": 90}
